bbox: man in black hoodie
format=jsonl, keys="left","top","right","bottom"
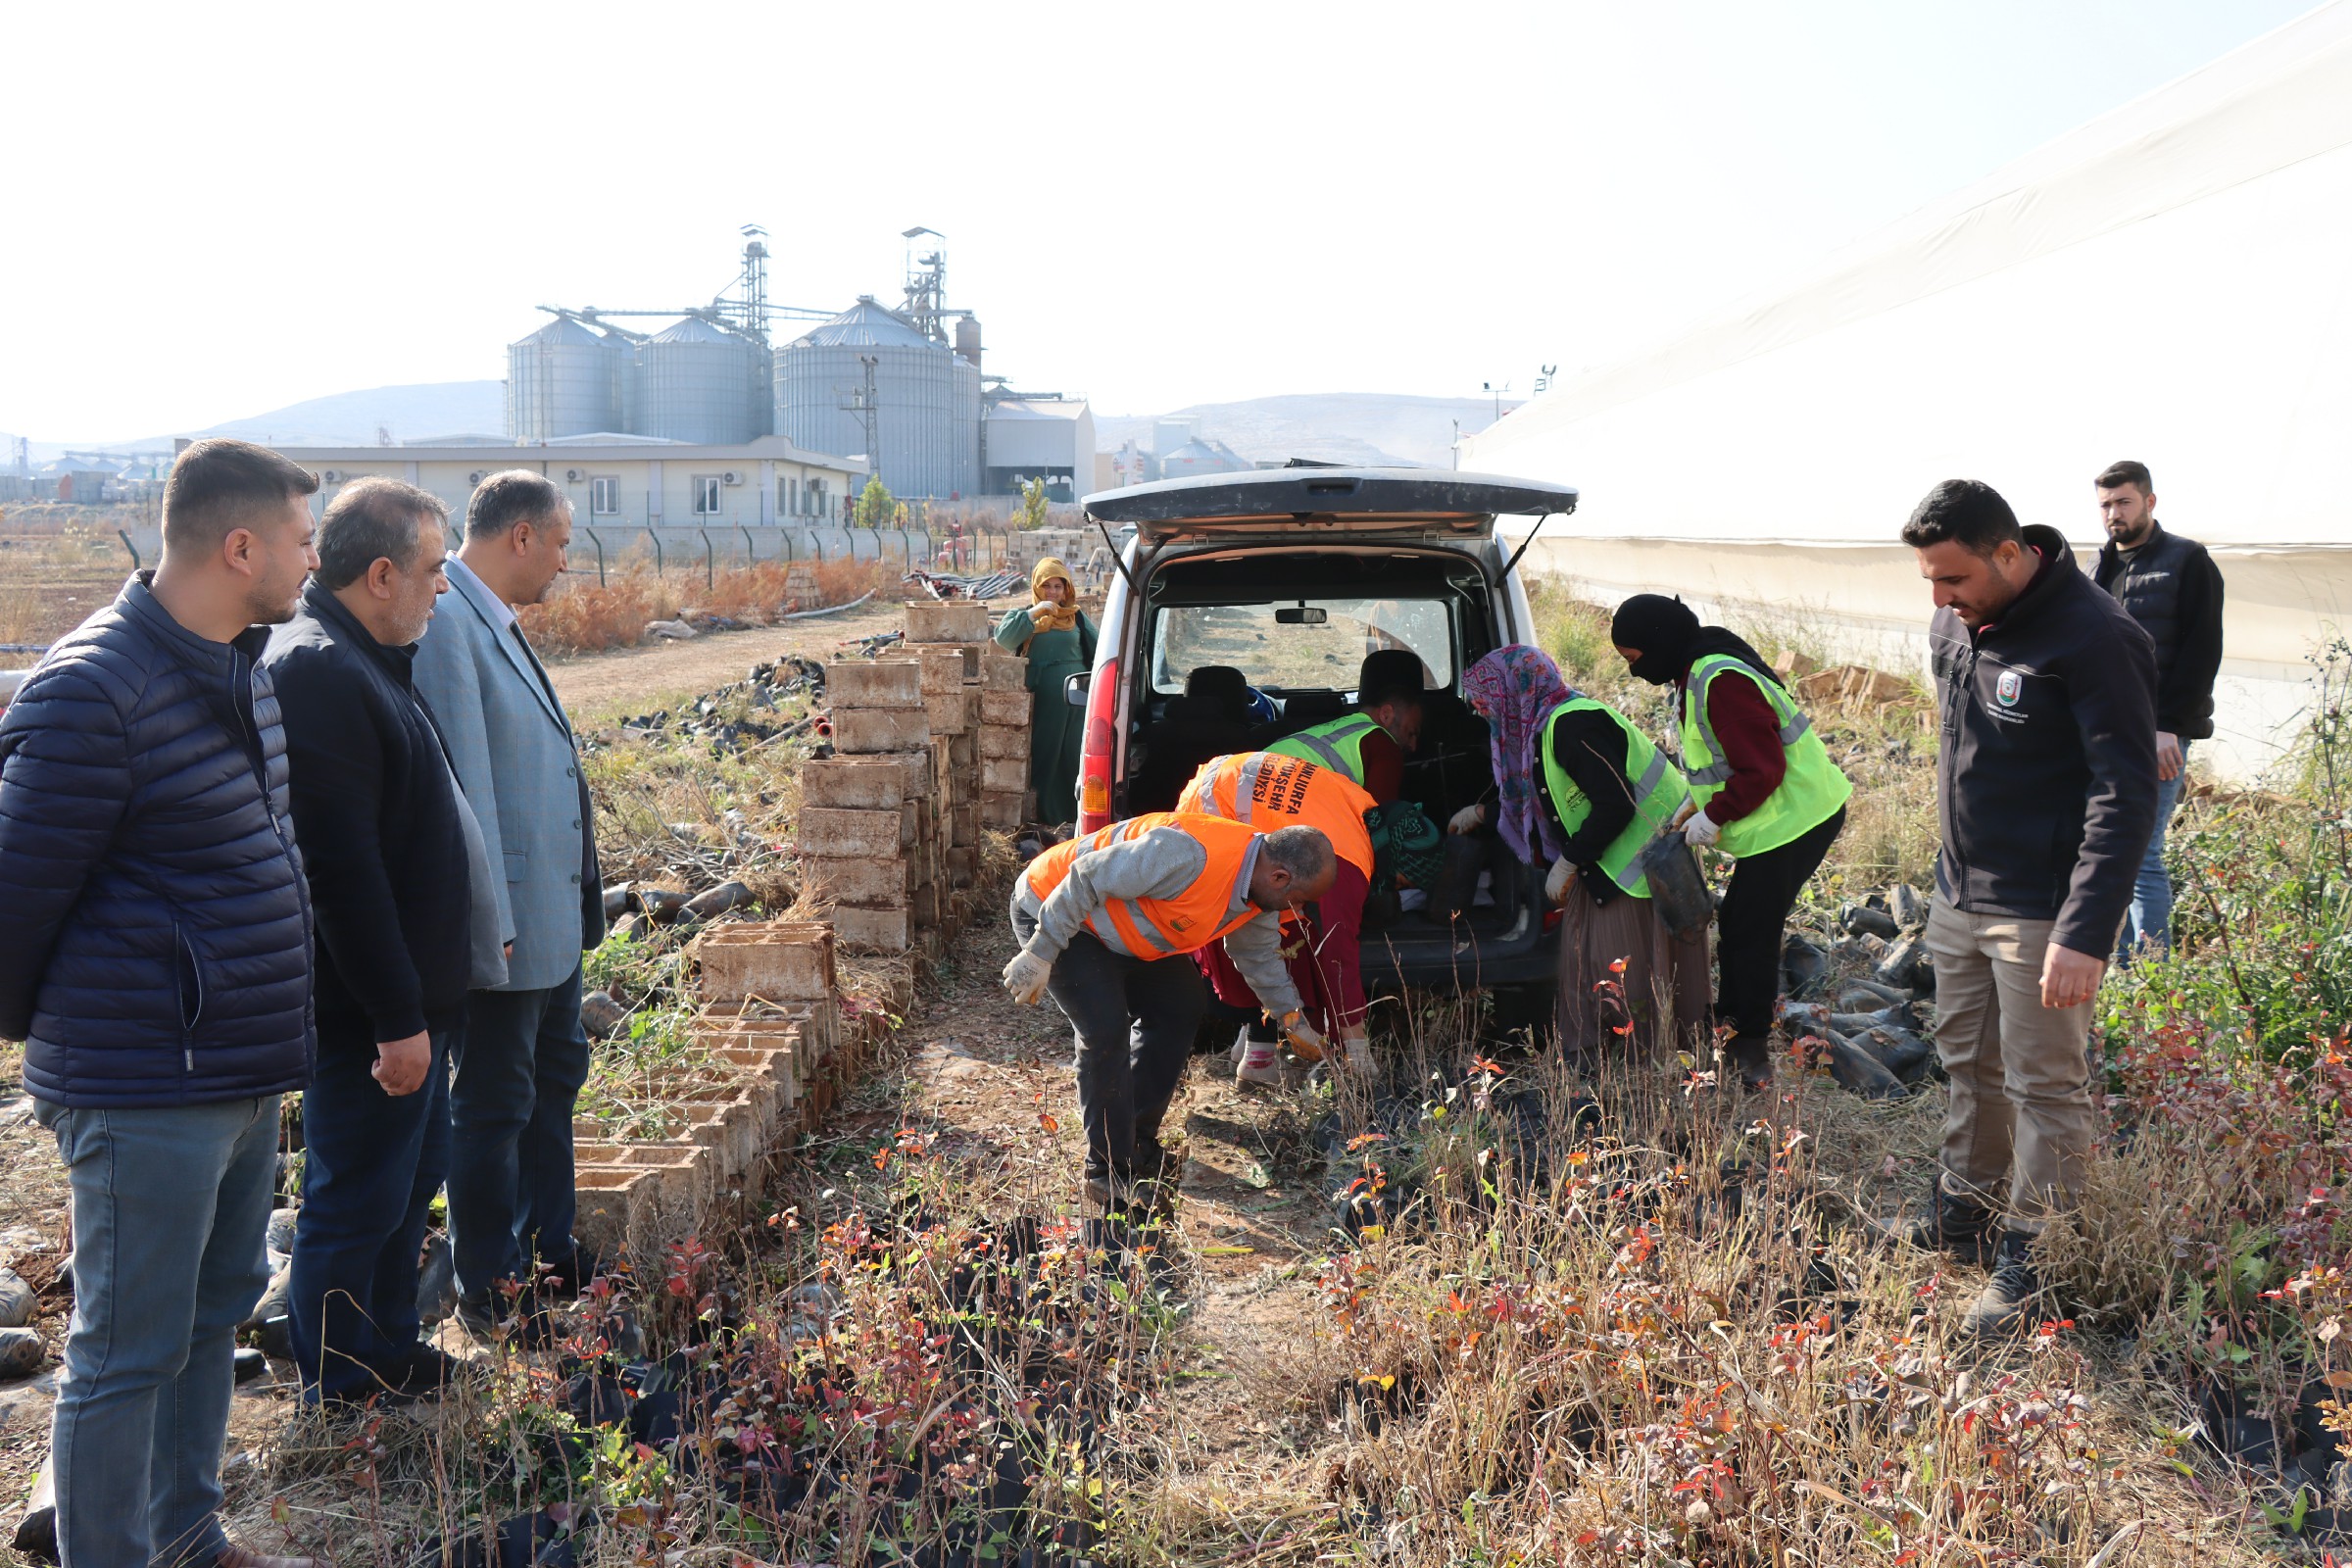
{"left": 1899, "top": 479, "right": 2157, "bottom": 1336}
{"left": 2090, "top": 460, "right": 2225, "bottom": 958}
{"left": 265, "top": 478, "right": 495, "bottom": 1405}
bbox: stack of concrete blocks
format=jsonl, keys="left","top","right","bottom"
{"left": 571, "top": 921, "right": 837, "bottom": 1266}
{"left": 802, "top": 651, "right": 940, "bottom": 955}
{"left": 902, "top": 598, "right": 1035, "bottom": 839}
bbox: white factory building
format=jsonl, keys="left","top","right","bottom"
{"left": 264, "top": 435, "right": 866, "bottom": 530}
{"left": 981, "top": 397, "right": 1097, "bottom": 502}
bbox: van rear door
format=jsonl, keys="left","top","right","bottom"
{"left": 1082, "top": 468, "right": 1577, "bottom": 548}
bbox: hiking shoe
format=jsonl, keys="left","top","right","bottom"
{"left": 1899, "top": 1187, "right": 1999, "bottom": 1267}
{"left": 392, "top": 1345, "right": 483, "bottom": 1399}
{"left": 1082, "top": 1172, "right": 1132, "bottom": 1211}
{"left": 1962, "top": 1231, "right": 2042, "bottom": 1337}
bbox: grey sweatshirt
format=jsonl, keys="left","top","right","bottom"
{"left": 1012, "top": 824, "right": 1306, "bottom": 1016}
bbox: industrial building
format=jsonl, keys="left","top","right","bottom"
{"left": 264, "top": 434, "right": 864, "bottom": 532}
{"left": 502, "top": 229, "right": 1096, "bottom": 505}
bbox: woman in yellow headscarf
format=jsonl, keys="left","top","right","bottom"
{"left": 992, "top": 558, "right": 1098, "bottom": 827}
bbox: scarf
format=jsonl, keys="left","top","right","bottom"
{"left": 1463, "top": 645, "right": 1579, "bottom": 862}
{"left": 1608, "top": 593, "right": 1782, "bottom": 689}
{"left": 1019, "top": 558, "right": 1081, "bottom": 654}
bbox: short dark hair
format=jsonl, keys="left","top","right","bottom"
{"left": 162, "top": 439, "right": 318, "bottom": 552}
{"left": 466, "top": 469, "right": 566, "bottom": 542}
{"left": 1356, "top": 648, "right": 1428, "bottom": 712}
{"left": 317, "top": 477, "right": 448, "bottom": 591}
{"left": 1901, "top": 478, "right": 2021, "bottom": 556}
{"left": 2095, "top": 460, "right": 2153, "bottom": 494}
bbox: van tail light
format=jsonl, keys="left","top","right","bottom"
{"left": 1077, "top": 657, "right": 1119, "bottom": 834}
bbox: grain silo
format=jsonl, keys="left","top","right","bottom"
{"left": 776, "top": 297, "right": 979, "bottom": 499}
{"left": 636, "top": 317, "right": 762, "bottom": 445}
{"left": 507, "top": 317, "right": 625, "bottom": 440}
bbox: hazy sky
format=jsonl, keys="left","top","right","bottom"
{"left": 0, "top": 0, "right": 2320, "bottom": 444}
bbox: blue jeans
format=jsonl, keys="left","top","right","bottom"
{"left": 2116, "top": 766, "right": 2186, "bottom": 961}
{"left": 288, "top": 1023, "right": 451, "bottom": 1402}
{"left": 447, "top": 966, "right": 590, "bottom": 1302}
{"left": 35, "top": 1095, "right": 279, "bottom": 1568}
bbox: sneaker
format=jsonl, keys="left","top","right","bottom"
{"left": 1235, "top": 1029, "right": 1283, "bottom": 1087}
{"left": 1962, "top": 1231, "right": 2042, "bottom": 1337}
{"left": 1893, "top": 1187, "right": 1999, "bottom": 1267}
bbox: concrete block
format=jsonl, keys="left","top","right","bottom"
{"left": 981, "top": 790, "right": 1024, "bottom": 830}
{"left": 981, "top": 653, "right": 1028, "bottom": 691}
{"left": 713, "top": 1043, "right": 800, "bottom": 1106}
{"left": 952, "top": 803, "right": 979, "bottom": 848}
{"left": 689, "top": 920, "right": 835, "bottom": 1004}
{"left": 704, "top": 997, "right": 834, "bottom": 1066}
{"left": 805, "top": 854, "right": 912, "bottom": 906}
{"left": 800, "top": 807, "right": 903, "bottom": 858}
{"left": 832, "top": 707, "right": 931, "bottom": 755}
{"left": 911, "top": 882, "right": 942, "bottom": 928}
{"left": 917, "top": 646, "right": 971, "bottom": 694}
{"left": 826, "top": 659, "right": 924, "bottom": 709}
{"left": 904, "top": 601, "right": 992, "bottom": 644}
{"left": 801, "top": 754, "right": 923, "bottom": 810}
{"left": 831, "top": 903, "right": 912, "bottom": 953}
{"left": 946, "top": 845, "right": 977, "bottom": 888}
{"left": 982, "top": 689, "right": 1032, "bottom": 726}
{"left": 948, "top": 731, "right": 976, "bottom": 770}
{"left": 980, "top": 725, "right": 1027, "bottom": 760}
{"left": 923, "top": 691, "right": 972, "bottom": 736}
{"left": 981, "top": 756, "right": 1027, "bottom": 792}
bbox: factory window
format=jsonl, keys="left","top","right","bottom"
{"left": 779, "top": 477, "right": 796, "bottom": 516}
{"left": 808, "top": 478, "right": 828, "bottom": 518}
{"left": 590, "top": 477, "right": 619, "bottom": 515}
{"left": 694, "top": 475, "right": 723, "bottom": 515}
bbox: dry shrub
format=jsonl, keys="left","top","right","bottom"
{"left": 524, "top": 559, "right": 886, "bottom": 658}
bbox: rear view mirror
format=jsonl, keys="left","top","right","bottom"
{"left": 1064, "top": 671, "right": 1091, "bottom": 708}
{"left": 1274, "top": 606, "right": 1329, "bottom": 626}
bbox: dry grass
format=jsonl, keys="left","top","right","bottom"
{"left": 523, "top": 559, "right": 884, "bottom": 658}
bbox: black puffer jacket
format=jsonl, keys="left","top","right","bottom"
{"left": 2092, "top": 522, "right": 2225, "bottom": 740}
{"left": 1929, "top": 526, "right": 2158, "bottom": 956}
{"left": 0, "top": 575, "right": 314, "bottom": 1107}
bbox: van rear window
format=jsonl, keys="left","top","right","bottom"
{"left": 1149, "top": 598, "right": 1454, "bottom": 694}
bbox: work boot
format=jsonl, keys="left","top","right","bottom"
{"left": 1234, "top": 1026, "right": 1283, "bottom": 1088}
{"left": 1726, "top": 1034, "right": 1774, "bottom": 1093}
{"left": 1892, "top": 1186, "right": 1999, "bottom": 1267}
{"left": 1962, "top": 1231, "right": 2042, "bottom": 1337}
{"left": 1082, "top": 1171, "right": 1131, "bottom": 1211}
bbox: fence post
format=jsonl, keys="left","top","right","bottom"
{"left": 116, "top": 528, "right": 141, "bottom": 571}
{"left": 697, "top": 528, "right": 714, "bottom": 590}
{"left": 583, "top": 527, "right": 606, "bottom": 588}
{"left": 738, "top": 524, "right": 756, "bottom": 564}
{"left": 651, "top": 532, "right": 663, "bottom": 576}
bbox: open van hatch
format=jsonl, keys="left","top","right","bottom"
{"left": 1082, "top": 467, "right": 1578, "bottom": 545}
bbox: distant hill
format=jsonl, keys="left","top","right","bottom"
{"left": 7, "top": 381, "right": 510, "bottom": 461}
{"left": 1094, "top": 393, "right": 1524, "bottom": 470}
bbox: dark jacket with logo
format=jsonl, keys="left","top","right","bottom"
{"left": 263, "top": 582, "right": 472, "bottom": 1045}
{"left": 0, "top": 575, "right": 314, "bottom": 1107}
{"left": 1929, "top": 526, "right": 2159, "bottom": 956}
{"left": 2092, "top": 522, "right": 2224, "bottom": 741}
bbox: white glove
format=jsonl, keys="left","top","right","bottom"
{"left": 1279, "top": 1010, "right": 1327, "bottom": 1062}
{"left": 1447, "top": 803, "right": 1487, "bottom": 835}
{"left": 1342, "top": 1030, "right": 1374, "bottom": 1074}
{"left": 1544, "top": 857, "right": 1577, "bottom": 905}
{"left": 1002, "top": 949, "right": 1053, "bottom": 1005}
{"left": 1683, "top": 810, "right": 1722, "bottom": 849}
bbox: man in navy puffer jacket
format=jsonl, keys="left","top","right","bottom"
{"left": 0, "top": 439, "right": 321, "bottom": 1568}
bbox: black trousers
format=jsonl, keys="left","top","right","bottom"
{"left": 1715, "top": 805, "right": 1846, "bottom": 1054}
{"left": 1013, "top": 913, "right": 1205, "bottom": 1180}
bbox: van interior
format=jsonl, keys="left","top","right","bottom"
{"left": 1117, "top": 546, "right": 1533, "bottom": 947}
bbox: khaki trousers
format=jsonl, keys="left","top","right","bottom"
{"left": 1923, "top": 896, "right": 2101, "bottom": 1233}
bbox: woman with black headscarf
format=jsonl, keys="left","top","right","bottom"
{"left": 1609, "top": 594, "right": 1852, "bottom": 1090}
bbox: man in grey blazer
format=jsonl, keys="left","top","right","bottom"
{"left": 412, "top": 470, "right": 606, "bottom": 1337}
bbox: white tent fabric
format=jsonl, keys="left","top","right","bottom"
{"left": 1465, "top": 1, "right": 2352, "bottom": 551}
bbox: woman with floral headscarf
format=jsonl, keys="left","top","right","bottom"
{"left": 994, "top": 558, "right": 1097, "bottom": 827}
{"left": 1458, "top": 645, "right": 1708, "bottom": 1061}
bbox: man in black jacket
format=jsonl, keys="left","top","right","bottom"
{"left": 264, "top": 477, "right": 486, "bottom": 1406}
{"left": 1900, "top": 479, "right": 2157, "bottom": 1336}
{"left": 2091, "top": 460, "right": 2225, "bottom": 957}
{"left": 0, "top": 439, "right": 319, "bottom": 1568}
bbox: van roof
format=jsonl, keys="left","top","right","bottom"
{"left": 1079, "top": 466, "right": 1578, "bottom": 527}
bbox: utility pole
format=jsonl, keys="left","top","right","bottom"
{"left": 840, "top": 356, "right": 882, "bottom": 500}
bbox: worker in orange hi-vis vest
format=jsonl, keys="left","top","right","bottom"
{"left": 1004, "top": 811, "right": 1337, "bottom": 1211}
{"left": 1178, "top": 752, "right": 1378, "bottom": 1084}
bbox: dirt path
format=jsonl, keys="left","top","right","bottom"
{"left": 548, "top": 597, "right": 1006, "bottom": 717}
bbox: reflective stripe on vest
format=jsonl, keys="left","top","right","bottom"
{"left": 1265, "top": 713, "right": 1381, "bottom": 784}
{"left": 1678, "top": 656, "right": 1854, "bottom": 858}
{"left": 1018, "top": 810, "right": 1264, "bottom": 959}
{"left": 1538, "top": 699, "right": 1690, "bottom": 898}
{"left": 1178, "top": 751, "right": 1377, "bottom": 878}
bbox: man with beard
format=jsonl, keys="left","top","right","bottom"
{"left": 0, "top": 439, "right": 321, "bottom": 1568}
{"left": 412, "top": 471, "right": 606, "bottom": 1340}
{"left": 2090, "top": 461, "right": 2224, "bottom": 957}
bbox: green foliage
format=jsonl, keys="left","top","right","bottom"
{"left": 855, "top": 473, "right": 897, "bottom": 528}
{"left": 1017, "top": 475, "right": 1051, "bottom": 531}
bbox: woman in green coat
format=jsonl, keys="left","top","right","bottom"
{"left": 993, "top": 557, "right": 1097, "bottom": 827}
